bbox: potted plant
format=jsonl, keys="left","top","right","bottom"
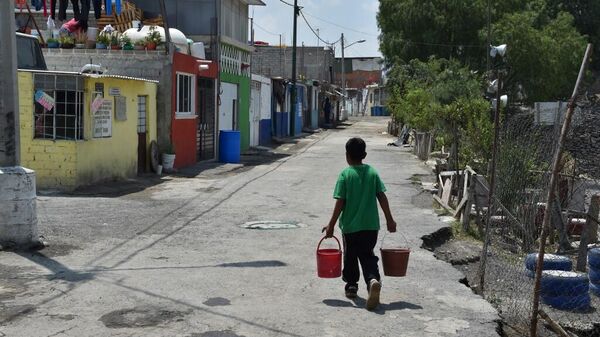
{"left": 133, "top": 39, "right": 146, "bottom": 51}
{"left": 161, "top": 143, "right": 176, "bottom": 172}
{"left": 145, "top": 26, "right": 161, "bottom": 50}
{"left": 96, "top": 33, "right": 109, "bottom": 49}
{"left": 109, "top": 32, "right": 121, "bottom": 50}
{"left": 47, "top": 38, "right": 59, "bottom": 48}
{"left": 59, "top": 35, "right": 75, "bottom": 49}
{"left": 120, "top": 33, "right": 133, "bottom": 50}
{"left": 74, "top": 31, "right": 87, "bottom": 49}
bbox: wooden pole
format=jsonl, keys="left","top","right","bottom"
{"left": 538, "top": 310, "right": 573, "bottom": 337}
{"left": 530, "top": 43, "right": 593, "bottom": 337}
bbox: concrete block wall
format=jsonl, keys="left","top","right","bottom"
{"left": 18, "top": 72, "right": 78, "bottom": 189}
{"left": 253, "top": 46, "right": 334, "bottom": 82}
{"left": 43, "top": 49, "right": 173, "bottom": 149}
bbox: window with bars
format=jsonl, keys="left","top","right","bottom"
{"left": 33, "top": 74, "right": 84, "bottom": 140}
{"left": 176, "top": 72, "right": 195, "bottom": 116}
{"left": 137, "top": 96, "right": 147, "bottom": 133}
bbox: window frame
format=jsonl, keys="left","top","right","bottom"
{"left": 33, "top": 73, "right": 84, "bottom": 141}
{"left": 176, "top": 72, "right": 196, "bottom": 118}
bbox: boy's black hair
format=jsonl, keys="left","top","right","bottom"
{"left": 346, "top": 137, "right": 367, "bottom": 161}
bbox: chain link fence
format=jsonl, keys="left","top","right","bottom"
{"left": 474, "top": 97, "right": 600, "bottom": 336}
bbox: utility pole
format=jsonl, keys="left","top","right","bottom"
{"left": 486, "top": 0, "right": 491, "bottom": 73}
{"left": 341, "top": 33, "right": 345, "bottom": 123}
{"left": 0, "top": 1, "right": 40, "bottom": 249}
{"left": 316, "top": 29, "right": 320, "bottom": 80}
{"left": 290, "top": 0, "right": 299, "bottom": 136}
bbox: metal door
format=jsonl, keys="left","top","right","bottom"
{"left": 219, "top": 82, "right": 238, "bottom": 131}
{"left": 250, "top": 80, "right": 261, "bottom": 147}
{"left": 137, "top": 96, "right": 147, "bottom": 173}
{"left": 197, "top": 78, "right": 216, "bottom": 161}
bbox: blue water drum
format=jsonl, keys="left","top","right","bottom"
{"left": 219, "top": 130, "right": 241, "bottom": 163}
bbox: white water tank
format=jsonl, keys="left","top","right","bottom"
{"left": 190, "top": 42, "right": 206, "bottom": 59}
{"left": 123, "top": 26, "right": 188, "bottom": 51}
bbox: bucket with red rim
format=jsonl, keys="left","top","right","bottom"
{"left": 316, "top": 236, "right": 342, "bottom": 278}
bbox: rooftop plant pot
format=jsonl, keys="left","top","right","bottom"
{"left": 60, "top": 43, "right": 74, "bottom": 49}
{"left": 75, "top": 43, "right": 85, "bottom": 49}
{"left": 96, "top": 43, "right": 107, "bottom": 50}
{"left": 47, "top": 41, "right": 59, "bottom": 48}
{"left": 146, "top": 42, "right": 156, "bottom": 50}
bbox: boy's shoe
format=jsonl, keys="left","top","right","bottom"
{"left": 366, "top": 279, "right": 381, "bottom": 310}
{"left": 345, "top": 284, "right": 358, "bottom": 299}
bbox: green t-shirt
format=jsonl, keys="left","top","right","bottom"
{"left": 333, "top": 164, "right": 386, "bottom": 234}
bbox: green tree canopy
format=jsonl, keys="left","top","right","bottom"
{"left": 490, "top": 11, "right": 587, "bottom": 102}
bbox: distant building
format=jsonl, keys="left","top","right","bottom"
{"left": 334, "top": 57, "right": 383, "bottom": 89}
{"left": 252, "top": 45, "right": 335, "bottom": 82}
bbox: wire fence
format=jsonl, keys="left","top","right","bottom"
{"left": 474, "top": 97, "right": 600, "bottom": 336}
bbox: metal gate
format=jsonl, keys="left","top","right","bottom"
{"left": 197, "top": 78, "right": 216, "bottom": 161}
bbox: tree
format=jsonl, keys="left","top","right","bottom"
{"left": 545, "top": 0, "right": 600, "bottom": 70}
{"left": 377, "top": 0, "right": 488, "bottom": 67}
{"left": 490, "top": 11, "right": 587, "bottom": 103}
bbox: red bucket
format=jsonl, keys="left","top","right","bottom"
{"left": 316, "top": 236, "right": 342, "bottom": 278}
{"left": 380, "top": 248, "right": 410, "bottom": 277}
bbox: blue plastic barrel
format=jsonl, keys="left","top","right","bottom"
{"left": 219, "top": 130, "right": 241, "bottom": 163}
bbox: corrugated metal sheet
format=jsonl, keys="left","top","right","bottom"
{"left": 18, "top": 69, "right": 157, "bottom": 83}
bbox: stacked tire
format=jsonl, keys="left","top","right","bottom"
{"left": 540, "top": 270, "right": 590, "bottom": 311}
{"left": 524, "top": 253, "right": 572, "bottom": 278}
{"left": 590, "top": 248, "right": 600, "bottom": 297}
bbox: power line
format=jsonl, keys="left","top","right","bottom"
{"left": 279, "top": 0, "right": 295, "bottom": 7}
{"left": 302, "top": 11, "right": 378, "bottom": 38}
{"left": 299, "top": 10, "right": 340, "bottom": 46}
{"left": 253, "top": 21, "right": 280, "bottom": 37}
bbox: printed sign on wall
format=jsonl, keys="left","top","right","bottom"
{"left": 93, "top": 99, "right": 113, "bottom": 138}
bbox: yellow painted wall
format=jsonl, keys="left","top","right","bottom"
{"left": 76, "top": 78, "right": 157, "bottom": 186}
{"left": 18, "top": 72, "right": 78, "bottom": 189}
{"left": 18, "top": 71, "right": 157, "bottom": 190}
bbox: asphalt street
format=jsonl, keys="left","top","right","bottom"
{"left": 0, "top": 117, "right": 499, "bottom": 337}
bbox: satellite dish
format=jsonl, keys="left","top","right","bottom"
{"left": 490, "top": 44, "right": 507, "bottom": 58}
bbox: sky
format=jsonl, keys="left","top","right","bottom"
{"left": 251, "top": 0, "right": 381, "bottom": 58}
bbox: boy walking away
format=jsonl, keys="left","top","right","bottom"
{"left": 322, "top": 137, "right": 397, "bottom": 311}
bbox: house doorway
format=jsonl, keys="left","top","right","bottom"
{"left": 198, "top": 78, "right": 216, "bottom": 161}
{"left": 137, "top": 96, "right": 148, "bottom": 173}
{"left": 250, "top": 80, "right": 261, "bottom": 147}
{"left": 219, "top": 82, "right": 238, "bottom": 131}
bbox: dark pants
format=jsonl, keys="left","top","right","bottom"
{"left": 342, "top": 230, "right": 380, "bottom": 289}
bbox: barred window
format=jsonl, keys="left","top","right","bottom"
{"left": 137, "top": 96, "right": 147, "bottom": 133}
{"left": 33, "top": 74, "right": 84, "bottom": 140}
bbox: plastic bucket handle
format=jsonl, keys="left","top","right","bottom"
{"left": 380, "top": 230, "right": 410, "bottom": 250}
{"left": 317, "top": 235, "right": 341, "bottom": 252}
